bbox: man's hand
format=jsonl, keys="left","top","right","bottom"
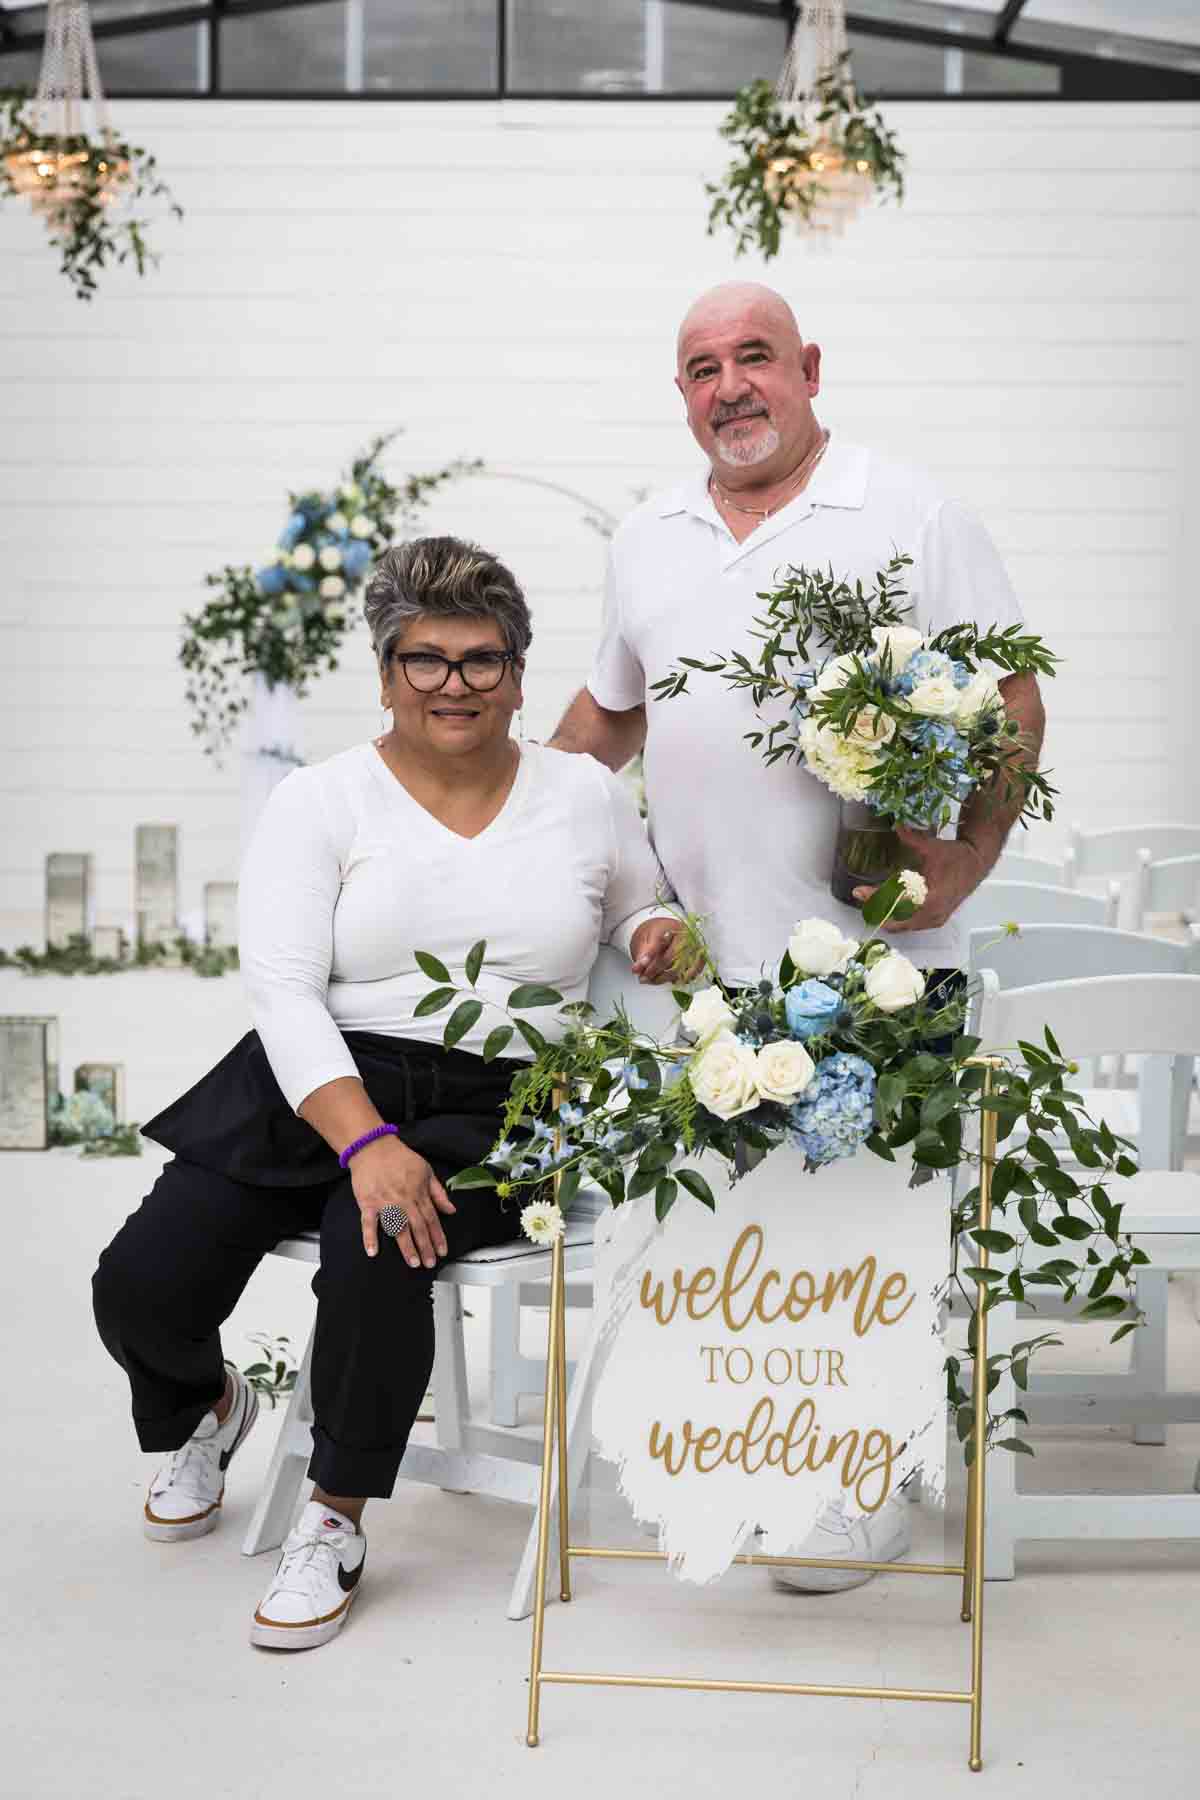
{"left": 349, "top": 1135, "right": 456, "bottom": 1267}
{"left": 852, "top": 826, "right": 989, "bottom": 933}
{"left": 629, "top": 917, "right": 704, "bottom": 984}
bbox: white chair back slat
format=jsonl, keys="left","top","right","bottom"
{"left": 967, "top": 924, "right": 1200, "bottom": 988}
{"left": 971, "top": 971, "right": 1200, "bottom": 1064}
{"left": 992, "top": 848, "right": 1077, "bottom": 887}
{"left": 959, "top": 880, "right": 1119, "bottom": 933}
{"left": 1127, "top": 853, "right": 1200, "bottom": 935}
{"left": 1069, "top": 822, "right": 1200, "bottom": 882}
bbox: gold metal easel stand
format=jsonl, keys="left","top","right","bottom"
{"left": 525, "top": 1067, "right": 1000, "bottom": 1771}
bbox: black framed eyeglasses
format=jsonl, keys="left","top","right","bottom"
{"left": 390, "top": 650, "right": 515, "bottom": 693}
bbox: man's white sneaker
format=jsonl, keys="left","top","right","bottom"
{"left": 769, "top": 1494, "right": 912, "bottom": 1594}
{"left": 250, "top": 1502, "right": 366, "bottom": 1652}
{"left": 144, "top": 1362, "right": 259, "bottom": 1542}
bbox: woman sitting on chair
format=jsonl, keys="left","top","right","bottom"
{"left": 93, "top": 535, "right": 684, "bottom": 1653}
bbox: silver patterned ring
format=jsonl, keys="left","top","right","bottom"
{"left": 379, "top": 1205, "right": 410, "bottom": 1239}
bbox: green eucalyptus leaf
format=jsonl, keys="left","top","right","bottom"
{"left": 677, "top": 1167, "right": 717, "bottom": 1210}
{"left": 508, "top": 983, "right": 564, "bottom": 1009}
{"left": 413, "top": 986, "right": 456, "bottom": 1018}
{"left": 465, "top": 939, "right": 486, "bottom": 987}
{"left": 414, "top": 950, "right": 451, "bottom": 985}
{"left": 443, "top": 999, "right": 483, "bottom": 1048}
{"left": 481, "top": 1025, "right": 514, "bottom": 1062}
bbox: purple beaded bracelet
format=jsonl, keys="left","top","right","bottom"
{"left": 338, "top": 1122, "right": 400, "bottom": 1169}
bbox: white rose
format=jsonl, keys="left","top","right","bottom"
{"left": 349, "top": 514, "right": 373, "bottom": 539}
{"left": 754, "top": 1039, "right": 815, "bottom": 1104}
{"left": 326, "top": 511, "right": 348, "bottom": 535}
{"left": 324, "top": 604, "right": 347, "bottom": 626}
{"left": 682, "top": 986, "right": 735, "bottom": 1045}
{"left": 690, "top": 1031, "right": 760, "bottom": 1121}
{"left": 864, "top": 950, "right": 925, "bottom": 1013}
{"left": 290, "top": 543, "right": 315, "bottom": 571}
{"left": 870, "top": 625, "right": 924, "bottom": 675}
{"left": 846, "top": 705, "right": 896, "bottom": 749}
{"left": 319, "top": 575, "right": 345, "bottom": 599}
{"left": 787, "top": 917, "right": 859, "bottom": 977}
{"left": 318, "top": 545, "right": 342, "bottom": 573}
{"left": 955, "top": 669, "right": 1003, "bottom": 727}
{"left": 899, "top": 870, "right": 928, "bottom": 906}
{"left": 338, "top": 482, "right": 363, "bottom": 505}
{"left": 905, "top": 674, "right": 962, "bottom": 719}
{"left": 813, "top": 652, "right": 861, "bottom": 696}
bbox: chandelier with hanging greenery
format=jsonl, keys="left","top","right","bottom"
{"left": 706, "top": 2, "right": 905, "bottom": 258}
{"left": 1, "top": 0, "right": 181, "bottom": 300}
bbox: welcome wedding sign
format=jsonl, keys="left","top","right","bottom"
{"left": 591, "top": 1147, "right": 949, "bottom": 1584}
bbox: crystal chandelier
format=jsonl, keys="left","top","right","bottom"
{"left": 3, "top": 0, "right": 130, "bottom": 221}
{"left": 769, "top": 2, "right": 875, "bottom": 239}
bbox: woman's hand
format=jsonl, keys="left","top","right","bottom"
{"left": 349, "top": 1135, "right": 457, "bottom": 1267}
{"left": 629, "top": 917, "right": 704, "bottom": 985}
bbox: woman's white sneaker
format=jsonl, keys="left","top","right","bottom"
{"left": 250, "top": 1502, "right": 366, "bottom": 1652}
{"left": 769, "top": 1494, "right": 912, "bottom": 1593}
{"left": 143, "top": 1362, "right": 259, "bottom": 1542}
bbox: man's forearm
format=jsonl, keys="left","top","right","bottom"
{"left": 549, "top": 686, "right": 647, "bottom": 772}
{"left": 957, "top": 673, "right": 1046, "bottom": 873}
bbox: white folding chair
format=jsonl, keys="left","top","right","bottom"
{"left": 240, "top": 1196, "right": 606, "bottom": 1625}
{"left": 967, "top": 921, "right": 1200, "bottom": 1117}
{"left": 959, "top": 879, "right": 1119, "bottom": 934}
{"left": 968, "top": 971, "right": 1200, "bottom": 1574}
{"left": 1068, "top": 822, "right": 1200, "bottom": 885}
{"left": 1127, "top": 853, "right": 1200, "bottom": 935}
{"left": 992, "top": 848, "right": 1077, "bottom": 886}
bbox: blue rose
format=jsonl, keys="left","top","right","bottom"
{"left": 784, "top": 979, "right": 842, "bottom": 1043}
{"left": 255, "top": 563, "right": 289, "bottom": 597}
{"left": 278, "top": 511, "right": 307, "bottom": 551}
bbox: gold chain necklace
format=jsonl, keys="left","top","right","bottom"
{"left": 709, "top": 428, "right": 831, "bottom": 521}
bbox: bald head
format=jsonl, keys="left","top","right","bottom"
{"left": 676, "top": 282, "right": 802, "bottom": 370}
{"left": 673, "top": 281, "right": 821, "bottom": 485}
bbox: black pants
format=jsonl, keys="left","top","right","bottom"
{"left": 92, "top": 1033, "right": 524, "bottom": 1498}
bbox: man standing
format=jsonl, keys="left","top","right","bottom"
{"left": 551, "top": 280, "right": 1045, "bottom": 1589}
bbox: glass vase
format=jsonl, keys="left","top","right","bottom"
{"left": 830, "top": 799, "right": 916, "bottom": 908}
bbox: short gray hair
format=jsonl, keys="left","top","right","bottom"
{"left": 363, "top": 536, "right": 533, "bottom": 671}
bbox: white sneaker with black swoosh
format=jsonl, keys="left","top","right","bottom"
{"left": 251, "top": 1502, "right": 366, "bottom": 1651}
{"left": 144, "top": 1361, "right": 259, "bottom": 1542}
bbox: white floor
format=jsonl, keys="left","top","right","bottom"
{"left": 4, "top": 1144, "right": 1200, "bottom": 1800}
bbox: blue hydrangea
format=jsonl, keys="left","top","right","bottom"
{"left": 341, "top": 539, "right": 372, "bottom": 580}
{"left": 911, "top": 719, "right": 968, "bottom": 759}
{"left": 788, "top": 1054, "right": 877, "bottom": 1167}
{"left": 784, "top": 979, "right": 843, "bottom": 1043}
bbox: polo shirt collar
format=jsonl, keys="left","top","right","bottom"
{"left": 658, "top": 438, "right": 870, "bottom": 526}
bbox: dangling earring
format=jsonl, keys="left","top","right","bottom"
{"left": 379, "top": 701, "right": 390, "bottom": 740}
{"left": 517, "top": 708, "right": 525, "bottom": 741}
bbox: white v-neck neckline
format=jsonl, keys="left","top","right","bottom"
{"left": 364, "top": 739, "right": 531, "bottom": 845}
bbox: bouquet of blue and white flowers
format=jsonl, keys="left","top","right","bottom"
{"left": 653, "top": 554, "right": 1058, "bottom": 903}
{"left": 180, "top": 435, "right": 477, "bottom": 757}
{"left": 415, "top": 873, "right": 1149, "bottom": 1458}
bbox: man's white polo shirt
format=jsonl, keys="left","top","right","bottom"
{"left": 587, "top": 439, "right": 1024, "bottom": 982}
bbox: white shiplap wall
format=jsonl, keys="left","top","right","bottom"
{"left": 1, "top": 99, "right": 1197, "bottom": 944}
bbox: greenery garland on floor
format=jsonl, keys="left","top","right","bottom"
{"left": 0, "top": 89, "right": 182, "bottom": 301}
{"left": 706, "top": 59, "right": 904, "bottom": 261}
{"left": 0, "top": 933, "right": 237, "bottom": 978}
{"left": 180, "top": 434, "right": 479, "bottom": 760}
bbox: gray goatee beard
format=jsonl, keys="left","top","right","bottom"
{"left": 713, "top": 422, "right": 781, "bottom": 468}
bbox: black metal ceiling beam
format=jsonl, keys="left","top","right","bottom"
{"left": 993, "top": 0, "right": 1029, "bottom": 47}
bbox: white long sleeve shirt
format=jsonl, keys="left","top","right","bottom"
{"left": 238, "top": 740, "right": 671, "bottom": 1112}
